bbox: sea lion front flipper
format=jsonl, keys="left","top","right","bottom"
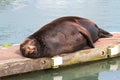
{"left": 73, "top": 23, "right": 94, "bottom": 48}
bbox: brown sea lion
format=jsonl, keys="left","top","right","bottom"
{"left": 20, "top": 16, "right": 112, "bottom": 58}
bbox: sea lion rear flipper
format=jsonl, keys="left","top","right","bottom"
{"left": 99, "top": 28, "right": 113, "bottom": 38}
{"left": 75, "top": 24, "right": 94, "bottom": 48}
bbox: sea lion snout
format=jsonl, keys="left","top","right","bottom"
{"left": 25, "top": 45, "right": 36, "bottom": 54}
{"left": 20, "top": 38, "right": 42, "bottom": 58}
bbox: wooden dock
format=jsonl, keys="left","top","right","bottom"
{"left": 1, "top": 32, "right": 120, "bottom": 77}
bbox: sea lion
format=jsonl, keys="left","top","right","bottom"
{"left": 20, "top": 16, "right": 112, "bottom": 58}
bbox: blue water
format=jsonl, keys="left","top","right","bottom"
{"left": 0, "top": 0, "right": 120, "bottom": 44}
{"left": 1, "top": 0, "right": 120, "bottom": 79}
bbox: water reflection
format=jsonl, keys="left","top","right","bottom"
{"left": 0, "top": 0, "right": 120, "bottom": 44}
{"left": 0, "top": 0, "right": 28, "bottom": 12}
{"left": 1, "top": 58, "right": 120, "bottom": 80}
{"left": 36, "top": 0, "right": 68, "bottom": 9}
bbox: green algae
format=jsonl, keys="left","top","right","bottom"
{"left": 1, "top": 43, "right": 12, "bottom": 47}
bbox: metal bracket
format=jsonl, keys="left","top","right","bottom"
{"left": 51, "top": 56, "right": 63, "bottom": 68}
{"left": 107, "top": 45, "right": 120, "bottom": 57}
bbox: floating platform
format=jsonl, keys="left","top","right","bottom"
{"left": 1, "top": 32, "right": 120, "bottom": 77}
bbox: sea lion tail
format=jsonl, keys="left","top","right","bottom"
{"left": 99, "top": 28, "right": 113, "bottom": 38}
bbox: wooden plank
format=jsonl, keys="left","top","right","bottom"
{"left": 53, "top": 43, "right": 120, "bottom": 68}
{"left": 0, "top": 33, "right": 120, "bottom": 77}
{"left": 0, "top": 58, "right": 52, "bottom": 77}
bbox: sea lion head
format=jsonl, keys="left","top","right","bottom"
{"left": 20, "top": 37, "right": 41, "bottom": 58}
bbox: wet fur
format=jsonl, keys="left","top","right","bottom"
{"left": 20, "top": 16, "right": 112, "bottom": 58}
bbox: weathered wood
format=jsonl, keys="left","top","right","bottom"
{"left": 2, "top": 57, "right": 120, "bottom": 80}
{"left": 0, "top": 46, "right": 53, "bottom": 77}
{"left": 0, "top": 33, "right": 120, "bottom": 77}
{"left": 0, "top": 58, "right": 52, "bottom": 77}
{"left": 52, "top": 43, "right": 120, "bottom": 68}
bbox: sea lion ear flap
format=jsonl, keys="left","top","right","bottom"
{"left": 76, "top": 25, "right": 94, "bottom": 48}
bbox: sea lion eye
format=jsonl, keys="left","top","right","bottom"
{"left": 29, "top": 39, "right": 37, "bottom": 45}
